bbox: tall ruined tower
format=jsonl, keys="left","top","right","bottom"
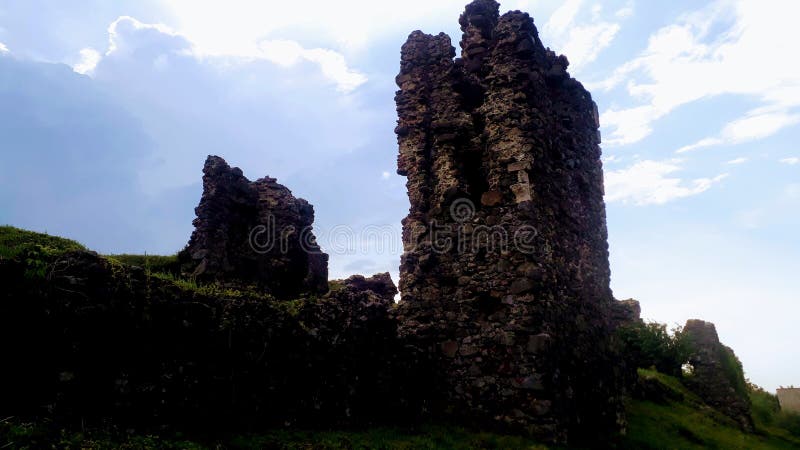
{"left": 395, "top": 0, "right": 622, "bottom": 442}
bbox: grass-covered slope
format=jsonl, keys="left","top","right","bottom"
{"left": 0, "top": 226, "right": 87, "bottom": 278}
{"left": 623, "top": 369, "right": 800, "bottom": 449}
{"left": 0, "top": 226, "right": 86, "bottom": 258}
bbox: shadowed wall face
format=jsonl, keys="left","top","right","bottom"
{"left": 394, "top": 0, "right": 621, "bottom": 443}
{"left": 180, "top": 156, "right": 329, "bottom": 298}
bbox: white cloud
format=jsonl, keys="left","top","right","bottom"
{"left": 597, "top": 0, "right": 800, "bottom": 147}
{"left": 0, "top": 42, "right": 8, "bottom": 53}
{"left": 726, "top": 157, "right": 748, "bottom": 165}
{"left": 107, "top": 16, "right": 183, "bottom": 57}
{"left": 542, "top": 0, "right": 622, "bottom": 72}
{"left": 105, "top": 16, "right": 366, "bottom": 92}
{"left": 676, "top": 111, "right": 800, "bottom": 153}
{"left": 780, "top": 157, "right": 800, "bottom": 165}
{"left": 73, "top": 48, "right": 101, "bottom": 75}
{"left": 602, "top": 154, "right": 620, "bottom": 164}
{"left": 615, "top": 2, "right": 634, "bottom": 19}
{"left": 161, "top": 0, "right": 468, "bottom": 54}
{"left": 605, "top": 159, "right": 728, "bottom": 205}
{"left": 675, "top": 137, "right": 723, "bottom": 154}
{"left": 258, "top": 41, "right": 366, "bottom": 92}
{"left": 601, "top": 104, "right": 662, "bottom": 146}
{"left": 722, "top": 111, "right": 800, "bottom": 143}
{"left": 381, "top": 171, "right": 391, "bottom": 180}
{"left": 544, "top": 0, "right": 583, "bottom": 35}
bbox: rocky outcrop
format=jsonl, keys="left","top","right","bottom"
{"left": 394, "top": 0, "right": 622, "bottom": 442}
{"left": 682, "top": 319, "right": 754, "bottom": 432}
{"left": 180, "top": 156, "right": 328, "bottom": 298}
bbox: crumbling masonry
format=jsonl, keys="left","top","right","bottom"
{"left": 394, "top": 0, "right": 624, "bottom": 441}
{"left": 179, "top": 156, "right": 328, "bottom": 298}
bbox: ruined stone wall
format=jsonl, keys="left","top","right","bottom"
{"left": 0, "top": 251, "right": 419, "bottom": 431}
{"left": 180, "top": 156, "right": 328, "bottom": 298}
{"left": 394, "top": 0, "right": 622, "bottom": 442}
{"left": 683, "top": 319, "right": 754, "bottom": 431}
{"left": 777, "top": 388, "right": 800, "bottom": 414}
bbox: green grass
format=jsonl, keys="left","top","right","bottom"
{"left": 622, "top": 369, "right": 800, "bottom": 449}
{"left": 0, "top": 225, "right": 87, "bottom": 278}
{"left": 0, "top": 225, "right": 86, "bottom": 261}
{"left": 0, "top": 420, "right": 203, "bottom": 450}
{"left": 106, "top": 253, "right": 180, "bottom": 275}
{"left": 749, "top": 384, "right": 800, "bottom": 442}
{"left": 1, "top": 421, "right": 548, "bottom": 450}
{"left": 230, "top": 426, "right": 549, "bottom": 449}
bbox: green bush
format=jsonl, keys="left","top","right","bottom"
{"left": 750, "top": 383, "right": 782, "bottom": 427}
{"left": 749, "top": 383, "right": 800, "bottom": 438}
{"left": 775, "top": 411, "right": 800, "bottom": 437}
{"left": 616, "top": 321, "right": 691, "bottom": 376}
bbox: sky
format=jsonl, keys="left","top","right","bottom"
{"left": 0, "top": 0, "right": 798, "bottom": 392}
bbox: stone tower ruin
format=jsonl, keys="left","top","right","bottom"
{"left": 394, "top": 0, "right": 623, "bottom": 441}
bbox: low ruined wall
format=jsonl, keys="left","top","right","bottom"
{"left": 0, "top": 252, "right": 426, "bottom": 432}
{"left": 777, "top": 388, "right": 800, "bottom": 413}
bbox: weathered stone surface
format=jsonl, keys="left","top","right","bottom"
{"left": 777, "top": 388, "right": 800, "bottom": 414}
{"left": 611, "top": 298, "right": 642, "bottom": 326}
{"left": 180, "top": 156, "right": 328, "bottom": 298}
{"left": 683, "top": 319, "right": 755, "bottom": 432}
{"left": 342, "top": 272, "right": 398, "bottom": 301}
{"left": 394, "top": 0, "right": 622, "bottom": 443}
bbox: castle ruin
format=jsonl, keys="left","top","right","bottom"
{"left": 394, "top": 0, "right": 624, "bottom": 440}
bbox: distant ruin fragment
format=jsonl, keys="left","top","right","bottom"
{"left": 180, "top": 155, "right": 328, "bottom": 298}
{"left": 682, "top": 319, "right": 755, "bottom": 431}
{"left": 777, "top": 388, "right": 800, "bottom": 414}
{"left": 394, "top": 0, "right": 623, "bottom": 442}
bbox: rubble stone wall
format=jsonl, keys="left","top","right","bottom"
{"left": 683, "top": 319, "right": 754, "bottom": 431}
{"left": 394, "top": 0, "right": 622, "bottom": 442}
{"left": 180, "top": 156, "right": 328, "bottom": 298}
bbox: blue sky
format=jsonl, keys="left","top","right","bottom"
{"left": 0, "top": 0, "right": 797, "bottom": 391}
